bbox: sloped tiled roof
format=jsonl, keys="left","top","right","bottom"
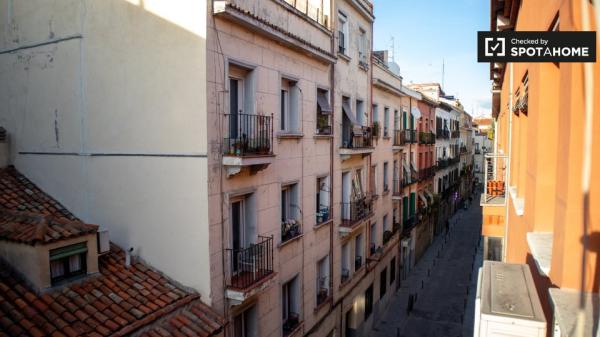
{"left": 0, "top": 167, "right": 224, "bottom": 336}
{"left": 0, "top": 209, "right": 98, "bottom": 244}
{"left": 0, "top": 244, "right": 224, "bottom": 336}
{"left": 0, "top": 167, "right": 77, "bottom": 220}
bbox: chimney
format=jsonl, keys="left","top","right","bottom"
{"left": 0, "top": 127, "right": 8, "bottom": 169}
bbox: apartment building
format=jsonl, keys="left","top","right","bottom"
{"left": 481, "top": 0, "right": 599, "bottom": 335}
{"left": 473, "top": 130, "right": 493, "bottom": 188}
{"left": 459, "top": 110, "right": 474, "bottom": 203}
{"left": 0, "top": 1, "right": 477, "bottom": 337}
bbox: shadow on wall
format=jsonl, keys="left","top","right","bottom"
{"left": 584, "top": 231, "right": 600, "bottom": 336}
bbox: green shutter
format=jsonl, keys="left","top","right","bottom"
{"left": 50, "top": 242, "right": 88, "bottom": 261}
{"left": 409, "top": 192, "right": 416, "bottom": 217}
{"left": 402, "top": 197, "right": 409, "bottom": 222}
{"left": 403, "top": 111, "right": 407, "bottom": 129}
{"left": 410, "top": 114, "right": 414, "bottom": 130}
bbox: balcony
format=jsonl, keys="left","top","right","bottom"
{"left": 392, "top": 130, "right": 404, "bottom": 148}
{"left": 283, "top": 313, "right": 301, "bottom": 337}
{"left": 418, "top": 131, "right": 435, "bottom": 145}
{"left": 451, "top": 130, "right": 460, "bottom": 138}
{"left": 403, "top": 129, "right": 417, "bottom": 144}
{"left": 449, "top": 156, "right": 460, "bottom": 166}
{"left": 436, "top": 128, "right": 450, "bottom": 139}
{"left": 340, "top": 126, "right": 374, "bottom": 160}
{"left": 437, "top": 158, "right": 449, "bottom": 170}
{"left": 339, "top": 196, "right": 374, "bottom": 234}
{"left": 460, "top": 145, "right": 468, "bottom": 154}
{"left": 225, "top": 235, "right": 274, "bottom": 303}
{"left": 481, "top": 154, "right": 508, "bottom": 206}
{"left": 281, "top": 219, "right": 302, "bottom": 244}
{"left": 418, "top": 166, "right": 435, "bottom": 181}
{"left": 315, "top": 205, "right": 331, "bottom": 226}
{"left": 402, "top": 216, "right": 417, "bottom": 236}
{"left": 222, "top": 113, "right": 275, "bottom": 177}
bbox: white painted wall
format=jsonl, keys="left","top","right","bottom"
{"left": 0, "top": 0, "right": 212, "bottom": 300}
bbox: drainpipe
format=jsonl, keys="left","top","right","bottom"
{"left": 502, "top": 62, "right": 513, "bottom": 262}
{"left": 328, "top": 7, "right": 335, "bottom": 311}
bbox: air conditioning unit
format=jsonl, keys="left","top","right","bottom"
{"left": 474, "top": 261, "right": 546, "bottom": 337}
{"left": 97, "top": 229, "right": 110, "bottom": 254}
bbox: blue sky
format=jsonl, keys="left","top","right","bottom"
{"left": 373, "top": 0, "right": 491, "bottom": 117}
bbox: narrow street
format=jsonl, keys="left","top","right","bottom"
{"left": 371, "top": 195, "right": 483, "bottom": 337}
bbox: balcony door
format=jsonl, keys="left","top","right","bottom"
{"left": 231, "top": 195, "right": 257, "bottom": 271}
{"left": 342, "top": 172, "right": 351, "bottom": 220}
{"left": 229, "top": 78, "right": 244, "bottom": 140}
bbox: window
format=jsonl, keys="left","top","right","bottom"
{"left": 380, "top": 268, "right": 387, "bottom": 298}
{"left": 356, "top": 99, "right": 365, "bottom": 126}
{"left": 316, "top": 88, "right": 332, "bottom": 134}
{"left": 234, "top": 305, "right": 257, "bottom": 337}
{"left": 282, "top": 183, "right": 300, "bottom": 242}
{"left": 394, "top": 110, "right": 399, "bottom": 131}
{"left": 337, "top": 12, "right": 348, "bottom": 55}
{"left": 373, "top": 104, "right": 379, "bottom": 138}
{"left": 355, "top": 234, "right": 363, "bottom": 271}
{"left": 364, "top": 284, "right": 373, "bottom": 320}
{"left": 358, "top": 28, "right": 368, "bottom": 64}
{"left": 370, "top": 164, "right": 377, "bottom": 196}
{"left": 282, "top": 276, "right": 301, "bottom": 335}
{"left": 50, "top": 242, "right": 88, "bottom": 285}
{"left": 383, "top": 214, "right": 389, "bottom": 232}
{"left": 341, "top": 242, "right": 350, "bottom": 283}
{"left": 390, "top": 257, "right": 396, "bottom": 284}
{"left": 316, "top": 176, "right": 331, "bottom": 224}
{"left": 281, "top": 78, "right": 300, "bottom": 132}
{"left": 383, "top": 162, "right": 389, "bottom": 192}
{"left": 383, "top": 107, "right": 390, "bottom": 137}
{"left": 317, "top": 256, "right": 330, "bottom": 305}
{"left": 370, "top": 222, "right": 377, "bottom": 255}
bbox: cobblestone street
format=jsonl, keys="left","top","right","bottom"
{"left": 371, "top": 195, "right": 483, "bottom": 337}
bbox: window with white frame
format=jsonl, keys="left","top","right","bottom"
{"left": 234, "top": 304, "right": 257, "bottom": 337}
{"left": 281, "top": 78, "right": 300, "bottom": 132}
{"left": 356, "top": 99, "right": 365, "bottom": 126}
{"left": 384, "top": 107, "right": 390, "bottom": 137}
{"left": 282, "top": 276, "right": 301, "bottom": 334}
{"left": 369, "top": 222, "right": 377, "bottom": 255}
{"left": 316, "top": 256, "right": 330, "bottom": 305}
{"left": 316, "top": 176, "right": 331, "bottom": 224}
{"left": 341, "top": 242, "right": 350, "bottom": 283}
{"left": 337, "top": 12, "right": 348, "bottom": 55}
{"left": 281, "top": 183, "right": 300, "bottom": 242}
{"left": 50, "top": 242, "right": 88, "bottom": 285}
{"left": 383, "top": 162, "right": 389, "bottom": 192}
{"left": 358, "top": 28, "right": 368, "bottom": 64}
{"left": 355, "top": 233, "right": 363, "bottom": 271}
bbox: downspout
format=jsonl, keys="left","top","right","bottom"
{"left": 502, "top": 62, "right": 513, "bottom": 262}
{"left": 328, "top": 1, "right": 335, "bottom": 316}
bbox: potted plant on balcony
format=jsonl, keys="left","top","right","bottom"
{"left": 281, "top": 219, "right": 300, "bottom": 242}
{"left": 372, "top": 121, "right": 380, "bottom": 139}
{"left": 317, "top": 115, "right": 331, "bottom": 135}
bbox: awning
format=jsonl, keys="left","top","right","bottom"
{"left": 419, "top": 192, "right": 428, "bottom": 207}
{"left": 411, "top": 106, "right": 422, "bottom": 120}
{"left": 342, "top": 100, "right": 360, "bottom": 126}
{"left": 317, "top": 91, "right": 332, "bottom": 114}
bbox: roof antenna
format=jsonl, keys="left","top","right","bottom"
{"left": 442, "top": 58, "right": 445, "bottom": 90}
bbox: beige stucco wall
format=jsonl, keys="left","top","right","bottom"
{"left": 0, "top": 0, "right": 211, "bottom": 300}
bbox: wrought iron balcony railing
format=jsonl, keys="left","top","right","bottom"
{"left": 403, "top": 130, "right": 417, "bottom": 144}
{"left": 341, "top": 196, "right": 374, "bottom": 227}
{"left": 225, "top": 235, "right": 274, "bottom": 290}
{"left": 223, "top": 113, "right": 274, "bottom": 156}
{"left": 342, "top": 126, "right": 374, "bottom": 149}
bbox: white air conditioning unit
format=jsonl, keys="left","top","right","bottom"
{"left": 97, "top": 229, "right": 110, "bottom": 254}
{"left": 474, "top": 261, "right": 546, "bottom": 337}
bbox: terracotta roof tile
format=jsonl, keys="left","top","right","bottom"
{"left": 0, "top": 167, "right": 224, "bottom": 336}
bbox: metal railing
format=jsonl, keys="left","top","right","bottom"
{"left": 451, "top": 130, "right": 460, "bottom": 138}
{"left": 403, "top": 130, "right": 417, "bottom": 143}
{"left": 418, "top": 166, "right": 435, "bottom": 180}
{"left": 341, "top": 196, "right": 373, "bottom": 227}
{"left": 393, "top": 178, "right": 402, "bottom": 196}
{"left": 342, "top": 126, "right": 373, "bottom": 149}
{"left": 402, "top": 216, "right": 416, "bottom": 235}
{"left": 483, "top": 154, "right": 508, "bottom": 204}
{"left": 437, "top": 158, "right": 449, "bottom": 169}
{"left": 436, "top": 128, "right": 450, "bottom": 139}
{"left": 223, "top": 113, "right": 273, "bottom": 156}
{"left": 418, "top": 131, "right": 435, "bottom": 145}
{"left": 225, "top": 235, "right": 274, "bottom": 290}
